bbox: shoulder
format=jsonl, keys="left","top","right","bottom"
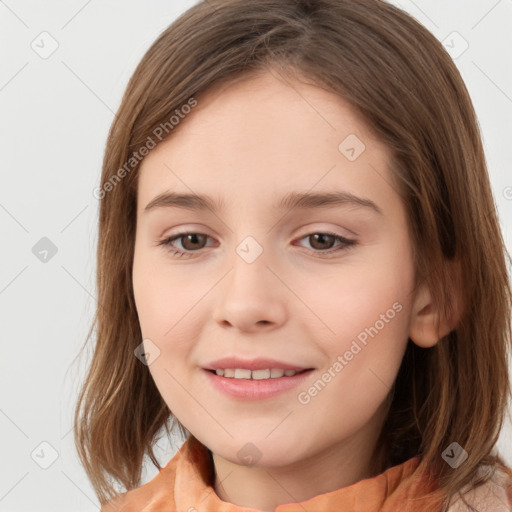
{"left": 99, "top": 436, "right": 206, "bottom": 512}
{"left": 100, "top": 457, "right": 181, "bottom": 512}
{"left": 100, "top": 483, "right": 165, "bottom": 512}
{"left": 445, "top": 466, "right": 512, "bottom": 512}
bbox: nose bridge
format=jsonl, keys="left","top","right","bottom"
{"left": 213, "top": 231, "right": 287, "bottom": 330}
{"left": 235, "top": 234, "right": 266, "bottom": 266}
{"left": 225, "top": 210, "right": 293, "bottom": 285}
{"left": 228, "top": 232, "right": 274, "bottom": 297}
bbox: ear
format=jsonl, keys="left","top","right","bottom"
{"left": 409, "top": 264, "right": 461, "bottom": 348}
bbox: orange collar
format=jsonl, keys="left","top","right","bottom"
{"left": 104, "top": 435, "right": 446, "bottom": 511}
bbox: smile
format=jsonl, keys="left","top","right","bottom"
{"left": 211, "top": 368, "right": 306, "bottom": 379}
{"left": 203, "top": 368, "right": 315, "bottom": 400}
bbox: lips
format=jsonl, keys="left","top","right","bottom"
{"left": 203, "top": 357, "right": 312, "bottom": 372}
{"left": 203, "top": 365, "right": 315, "bottom": 400}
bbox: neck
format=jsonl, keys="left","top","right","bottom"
{"left": 211, "top": 407, "right": 389, "bottom": 512}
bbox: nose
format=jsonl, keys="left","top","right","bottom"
{"left": 212, "top": 243, "right": 288, "bottom": 333}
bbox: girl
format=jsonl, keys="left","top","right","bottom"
{"left": 74, "top": 0, "right": 512, "bottom": 510}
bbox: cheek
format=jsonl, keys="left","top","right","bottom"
{"left": 294, "top": 282, "right": 411, "bottom": 445}
{"left": 132, "top": 246, "right": 202, "bottom": 338}
{"left": 132, "top": 249, "right": 200, "bottom": 420}
{"left": 297, "top": 241, "right": 414, "bottom": 399}
{"left": 298, "top": 244, "right": 413, "bottom": 341}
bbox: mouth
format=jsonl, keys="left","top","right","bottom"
{"left": 204, "top": 368, "right": 313, "bottom": 379}
{"left": 202, "top": 367, "right": 316, "bottom": 401}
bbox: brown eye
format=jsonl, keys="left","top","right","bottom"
{"left": 157, "top": 232, "right": 213, "bottom": 257}
{"left": 179, "top": 233, "right": 208, "bottom": 251}
{"left": 295, "top": 232, "right": 356, "bottom": 257}
{"left": 158, "top": 231, "right": 356, "bottom": 259}
{"left": 308, "top": 233, "right": 336, "bottom": 250}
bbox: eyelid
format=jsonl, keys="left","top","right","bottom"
{"left": 293, "top": 231, "right": 356, "bottom": 254}
{"left": 160, "top": 223, "right": 356, "bottom": 241}
{"left": 158, "top": 227, "right": 353, "bottom": 244}
{"left": 294, "top": 223, "right": 357, "bottom": 239}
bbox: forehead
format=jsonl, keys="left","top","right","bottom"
{"left": 136, "top": 70, "right": 397, "bottom": 215}
{"left": 152, "top": 70, "right": 380, "bottom": 157}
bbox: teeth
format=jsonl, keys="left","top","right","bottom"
{"left": 252, "top": 369, "right": 270, "bottom": 380}
{"left": 213, "top": 368, "right": 299, "bottom": 379}
{"left": 234, "top": 369, "right": 251, "bottom": 379}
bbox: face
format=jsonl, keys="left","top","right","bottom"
{"left": 132, "top": 70, "right": 417, "bottom": 469}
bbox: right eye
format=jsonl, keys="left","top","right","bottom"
{"left": 157, "top": 232, "right": 215, "bottom": 257}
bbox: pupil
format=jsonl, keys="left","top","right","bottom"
{"left": 184, "top": 234, "right": 204, "bottom": 250}
{"left": 312, "top": 233, "right": 333, "bottom": 249}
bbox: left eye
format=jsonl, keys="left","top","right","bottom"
{"left": 296, "top": 232, "right": 355, "bottom": 252}
{"left": 157, "top": 231, "right": 356, "bottom": 258}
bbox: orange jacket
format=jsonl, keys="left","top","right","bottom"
{"left": 101, "top": 436, "right": 512, "bottom": 511}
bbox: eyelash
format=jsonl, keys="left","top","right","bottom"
{"left": 156, "top": 230, "right": 357, "bottom": 259}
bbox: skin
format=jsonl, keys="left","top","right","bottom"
{"left": 132, "top": 68, "right": 449, "bottom": 511}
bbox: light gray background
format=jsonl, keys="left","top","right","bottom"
{"left": 1, "top": 1, "right": 511, "bottom": 510}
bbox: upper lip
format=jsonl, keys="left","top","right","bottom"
{"left": 203, "top": 357, "right": 312, "bottom": 372}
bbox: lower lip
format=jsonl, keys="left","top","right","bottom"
{"left": 202, "top": 369, "right": 315, "bottom": 401}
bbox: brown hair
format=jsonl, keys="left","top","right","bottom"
{"left": 73, "top": 0, "right": 512, "bottom": 509}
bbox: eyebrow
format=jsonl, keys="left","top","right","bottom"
{"left": 143, "top": 190, "right": 383, "bottom": 215}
